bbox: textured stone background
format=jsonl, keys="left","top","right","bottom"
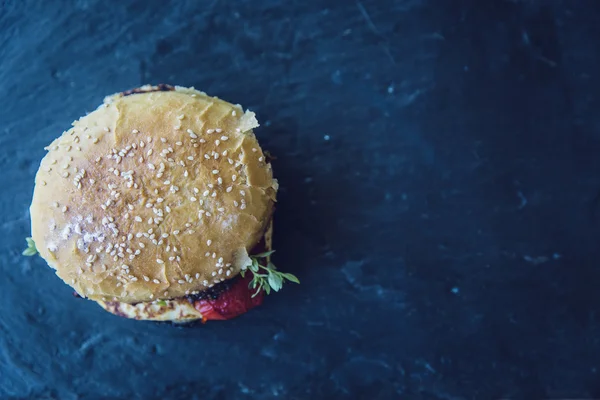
{"left": 1, "top": 0, "right": 600, "bottom": 399}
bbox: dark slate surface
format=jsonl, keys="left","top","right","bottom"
{"left": 2, "top": 0, "right": 600, "bottom": 398}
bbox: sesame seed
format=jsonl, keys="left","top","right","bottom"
{"left": 228, "top": 158, "right": 234, "bottom": 165}
{"left": 240, "top": 203, "right": 246, "bottom": 210}
{"left": 252, "top": 148, "right": 257, "bottom": 152}
{"left": 205, "top": 211, "right": 211, "bottom": 217}
{"left": 177, "top": 114, "right": 185, "bottom": 120}
{"left": 184, "top": 170, "right": 189, "bottom": 177}
{"left": 217, "top": 177, "right": 222, "bottom": 185}
{"left": 153, "top": 279, "right": 160, "bottom": 284}
{"left": 217, "top": 207, "right": 225, "bottom": 212}
{"left": 215, "top": 140, "right": 220, "bottom": 146}
{"left": 178, "top": 279, "right": 185, "bottom": 284}
{"left": 143, "top": 275, "right": 150, "bottom": 282}
{"left": 232, "top": 110, "right": 237, "bottom": 116}
{"left": 203, "top": 190, "right": 210, "bottom": 196}
{"left": 176, "top": 141, "right": 182, "bottom": 146}
{"left": 156, "top": 259, "right": 164, "bottom": 264}
{"left": 147, "top": 149, "right": 153, "bottom": 156}
{"left": 40, "top": 180, "right": 47, "bottom": 186}
{"left": 132, "top": 129, "right": 139, "bottom": 134}
{"left": 207, "top": 129, "right": 214, "bottom": 134}
{"left": 190, "top": 197, "right": 197, "bottom": 202}
{"left": 208, "top": 184, "right": 214, "bottom": 188}
{"left": 221, "top": 136, "right": 228, "bottom": 141}
{"left": 127, "top": 233, "right": 133, "bottom": 240}
{"left": 136, "top": 233, "right": 143, "bottom": 238}
{"left": 103, "top": 127, "right": 110, "bottom": 132}
{"left": 161, "top": 137, "right": 167, "bottom": 143}
{"left": 216, "top": 128, "right": 222, "bottom": 133}
{"left": 207, "top": 239, "right": 212, "bottom": 246}
{"left": 156, "top": 197, "right": 164, "bottom": 203}
{"left": 161, "top": 233, "right": 169, "bottom": 238}
{"left": 187, "top": 129, "right": 198, "bottom": 138}
{"left": 211, "top": 271, "right": 216, "bottom": 276}
{"left": 211, "top": 191, "right": 216, "bottom": 197}
{"left": 61, "top": 206, "right": 68, "bottom": 213}
{"left": 173, "top": 230, "right": 180, "bottom": 235}
{"left": 165, "top": 206, "right": 171, "bottom": 213}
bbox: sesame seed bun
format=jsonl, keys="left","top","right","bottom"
{"left": 95, "top": 220, "right": 273, "bottom": 322}
{"left": 30, "top": 85, "right": 278, "bottom": 304}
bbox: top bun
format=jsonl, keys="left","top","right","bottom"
{"left": 30, "top": 85, "right": 277, "bottom": 303}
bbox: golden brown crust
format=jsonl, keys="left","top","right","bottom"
{"left": 30, "top": 86, "right": 277, "bottom": 303}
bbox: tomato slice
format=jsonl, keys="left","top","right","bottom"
{"left": 194, "top": 273, "right": 264, "bottom": 321}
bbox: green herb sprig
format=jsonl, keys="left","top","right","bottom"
{"left": 241, "top": 251, "right": 300, "bottom": 297}
{"left": 23, "top": 237, "right": 38, "bottom": 256}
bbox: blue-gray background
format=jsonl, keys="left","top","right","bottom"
{"left": 2, "top": 0, "right": 600, "bottom": 399}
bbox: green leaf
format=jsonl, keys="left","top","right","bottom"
{"left": 240, "top": 270, "right": 246, "bottom": 278}
{"left": 244, "top": 248, "right": 299, "bottom": 296}
{"left": 252, "top": 250, "right": 275, "bottom": 258}
{"left": 281, "top": 272, "right": 300, "bottom": 284}
{"left": 268, "top": 272, "right": 283, "bottom": 292}
{"left": 156, "top": 300, "right": 167, "bottom": 306}
{"left": 22, "top": 248, "right": 37, "bottom": 256}
{"left": 249, "top": 259, "right": 259, "bottom": 273}
{"left": 23, "top": 237, "right": 38, "bottom": 256}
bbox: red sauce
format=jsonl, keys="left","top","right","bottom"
{"left": 193, "top": 273, "right": 264, "bottom": 321}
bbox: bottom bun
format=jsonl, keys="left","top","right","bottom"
{"left": 95, "top": 221, "right": 273, "bottom": 322}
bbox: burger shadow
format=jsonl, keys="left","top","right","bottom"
{"left": 259, "top": 119, "right": 341, "bottom": 281}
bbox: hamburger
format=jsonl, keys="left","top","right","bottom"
{"left": 23, "top": 84, "right": 298, "bottom": 323}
